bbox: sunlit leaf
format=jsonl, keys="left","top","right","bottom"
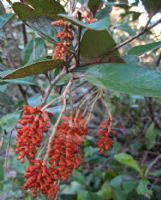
{"left": 114, "top": 153, "right": 141, "bottom": 174}
{"left": 2, "top": 60, "right": 65, "bottom": 79}
{"left": 59, "top": 14, "right": 111, "bottom": 31}
{"left": 128, "top": 41, "right": 161, "bottom": 56}
{"left": 12, "top": 0, "right": 65, "bottom": 21}
{"left": 136, "top": 179, "right": 153, "bottom": 198}
{"left": 22, "top": 37, "right": 46, "bottom": 65}
{"left": 0, "top": 13, "right": 14, "bottom": 29}
{"left": 77, "top": 63, "right": 161, "bottom": 97}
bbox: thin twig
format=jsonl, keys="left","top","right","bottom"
{"left": 156, "top": 52, "right": 161, "bottom": 67}
{"left": 18, "top": 85, "right": 28, "bottom": 105}
{"left": 77, "top": 11, "right": 82, "bottom": 67}
{"left": 4, "top": 131, "right": 13, "bottom": 171}
{"left": 144, "top": 154, "right": 161, "bottom": 177}
{"left": 96, "top": 17, "right": 161, "bottom": 62}
{"left": 0, "top": 131, "right": 5, "bottom": 152}
{"left": 41, "top": 64, "right": 76, "bottom": 106}
{"left": 145, "top": 51, "right": 161, "bottom": 129}
{"left": 22, "top": 23, "right": 28, "bottom": 45}
{"left": 41, "top": 68, "right": 66, "bottom": 106}
{"left": 74, "top": 86, "right": 95, "bottom": 104}
{"left": 85, "top": 89, "right": 103, "bottom": 124}
{"left": 43, "top": 79, "right": 73, "bottom": 163}
{"left": 42, "top": 96, "right": 60, "bottom": 111}
{"left": 113, "top": 18, "right": 161, "bottom": 52}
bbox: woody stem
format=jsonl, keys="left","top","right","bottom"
{"left": 43, "top": 79, "right": 73, "bottom": 163}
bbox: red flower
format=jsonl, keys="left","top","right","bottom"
{"left": 51, "top": 20, "right": 69, "bottom": 27}
{"left": 53, "top": 41, "right": 71, "bottom": 60}
{"left": 87, "top": 17, "right": 97, "bottom": 23}
{"left": 49, "top": 114, "right": 88, "bottom": 181}
{"left": 97, "top": 118, "right": 113, "bottom": 154}
{"left": 16, "top": 106, "right": 52, "bottom": 163}
{"left": 24, "top": 160, "right": 58, "bottom": 199}
{"left": 51, "top": 20, "right": 74, "bottom": 60}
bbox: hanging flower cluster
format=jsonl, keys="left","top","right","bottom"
{"left": 49, "top": 114, "right": 88, "bottom": 181}
{"left": 16, "top": 106, "right": 52, "bottom": 163}
{"left": 97, "top": 117, "right": 113, "bottom": 154}
{"left": 24, "top": 160, "right": 58, "bottom": 199}
{"left": 51, "top": 20, "right": 74, "bottom": 60}
{"left": 16, "top": 105, "right": 113, "bottom": 199}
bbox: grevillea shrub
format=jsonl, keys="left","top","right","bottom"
{"left": 2, "top": 0, "right": 160, "bottom": 199}
{"left": 13, "top": 18, "right": 115, "bottom": 199}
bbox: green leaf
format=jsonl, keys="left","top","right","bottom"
{"left": 128, "top": 41, "right": 161, "bottom": 56}
{"left": 0, "top": 13, "right": 14, "bottom": 29}
{"left": 0, "top": 70, "right": 12, "bottom": 78}
{"left": 77, "top": 189, "right": 101, "bottom": 200}
{"left": 109, "top": 175, "right": 138, "bottom": 200}
{"left": 88, "top": 0, "right": 102, "bottom": 15}
{"left": 145, "top": 123, "right": 158, "bottom": 149}
{"left": 77, "top": 63, "right": 161, "bottom": 97}
{"left": 78, "top": 0, "right": 86, "bottom": 5}
{"left": 61, "top": 181, "right": 82, "bottom": 195}
{"left": 0, "top": 77, "right": 37, "bottom": 86}
{"left": 0, "top": 92, "right": 14, "bottom": 107}
{"left": 0, "top": 84, "right": 7, "bottom": 92}
{"left": 136, "top": 179, "right": 152, "bottom": 198}
{"left": 72, "top": 170, "right": 86, "bottom": 185}
{"left": 0, "top": 162, "right": 3, "bottom": 190}
{"left": 22, "top": 37, "right": 46, "bottom": 65}
{"left": 0, "top": 1, "right": 6, "bottom": 15}
{"left": 12, "top": 0, "right": 65, "bottom": 21}
{"left": 110, "top": 175, "right": 138, "bottom": 193}
{"left": 114, "top": 153, "right": 141, "bottom": 174}
{"left": 80, "top": 30, "right": 117, "bottom": 59}
{"left": 2, "top": 60, "right": 65, "bottom": 79}
{"left": 59, "top": 14, "right": 111, "bottom": 31}
{"left": 97, "top": 182, "right": 112, "bottom": 199}
{"left": 96, "top": 5, "right": 111, "bottom": 19}
{"left": 141, "top": 0, "right": 161, "bottom": 16}
{"left": 0, "top": 111, "right": 20, "bottom": 132}
{"left": 105, "top": 2, "right": 130, "bottom": 9}
{"left": 26, "top": 17, "right": 58, "bottom": 43}
{"left": 149, "top": 169, "right": 161, "bottom": 177}
{"left": 11, "top": 157, "right": 29, "bottom": 174}
{"left": 116, "top": 23, "right": 136, "bottom": 36}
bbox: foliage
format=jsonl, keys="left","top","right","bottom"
{"left": 0, "top": 0, "right": 161, "bottom": 200}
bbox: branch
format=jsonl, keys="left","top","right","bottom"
{"left": 76, "top": 11, "right": 82, "bottom": 67}
{"left": 22, "top": 23, "right": 28, "bottom": 45}
{"left": 43, "top": 79, "right": 73, "bottom": 163}
{"left": 145, "top": 154, "right": 161, "bottom": 177}
{"left": 99, "top": 17, "right": 161, "bottom": 61}
{"left": 4, "top": 131, "right": 13, "bottom": 170}
{"left": 114, "top": 18, "right": 161, "bottom": 51}
{"left": 41, "top": 68, "right": 66, "bottom": 106}
{"left": 156, "top": 52, "right": 161, "bottom": 67}
{"left": 41, "top": 64, "right": 77, "bottom": 107}
{"left": 18, "top": 85, "right": 28, "bottom": 105}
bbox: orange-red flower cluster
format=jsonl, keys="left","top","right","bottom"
{"left": 87, "top": 17, "right": 97, "bottom": 23}
{"left": 97, "top": 118, "right": 113, "bottom": 154}
{"left": 16, "top": 106, "right": 52, "bottom": 163}
{"left": 24, "top": 160, "right": 58, "bottom": 199}
{"left": 49, "top": 114, "right": 88, "bottom": 181}
{"left": 52, "top": 20, "right": 74, "bottom": 60}
{"left": 16, "top": 105, "right": 113, "bottom": 199}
